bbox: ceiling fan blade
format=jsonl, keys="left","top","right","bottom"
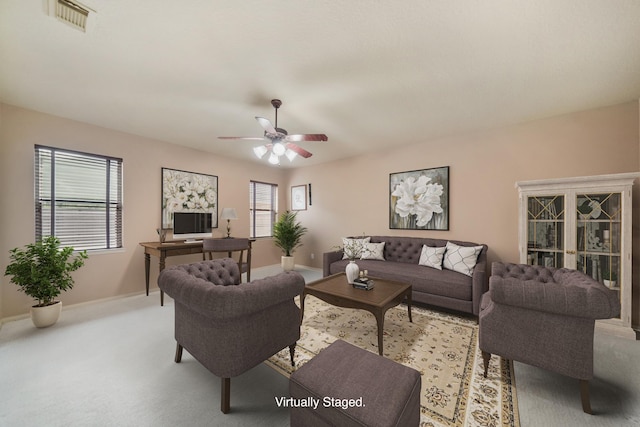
{"left": 218, "top": 136, "right": 268, "bottom": 141}
{"left": 286, "top": 143, "right": 313, "bottom": 158}
{"left": 284, "top": 134, "right": 328, "bottom": 142}
{"left": 255, "top": 117, "right": 278, "bottom": 135}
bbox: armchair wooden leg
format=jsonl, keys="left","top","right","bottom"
{"left": 174, "top": 343, "right": 183, "bottom": 363}
{"left": 289, "top": 343, "right": 296, "bottom": 367}
{"left": 580, "top": 379, "right": 592, "bottom": 414}
{"left": 481, "top": 351, "right": 491, "bottom": 378}
{"left": 221, "top": 378, "right": 230, "bottom": 414}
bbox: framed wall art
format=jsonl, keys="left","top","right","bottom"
{"left": 389, "top": 166, "right": 449, "bottom": 230}
{"left": 161, "top": 167, "right": 218, "bottom": 230}
{"left": 291, "top": 184, "right": 307, "bottom": 211}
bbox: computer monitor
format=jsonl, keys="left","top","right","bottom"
{"left": 172, "top": 212, "right": 213, "bottom": 241}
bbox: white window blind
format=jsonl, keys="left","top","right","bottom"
{"left": 35, "top": 145, "right": 123, "bottom": 251}
{"left": 249, "top": 181, "right": 278, "bottom": 238}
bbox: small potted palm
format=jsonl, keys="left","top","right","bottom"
{"left": 272, "top": 211, "right": 307, "bottom": 271}
{"left": 4, "top": 236, "right": 88, "bottom": 328}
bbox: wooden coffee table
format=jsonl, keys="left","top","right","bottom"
{"left": 300, "top": 273, "right": 412, "bottom": 356}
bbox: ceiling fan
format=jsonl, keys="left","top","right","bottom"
{"left": 219, "top": 99, "right": 328, "bottom": 164}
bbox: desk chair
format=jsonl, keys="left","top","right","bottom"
{"left": 202, "top": 238, "right": 252, "bottom": 282}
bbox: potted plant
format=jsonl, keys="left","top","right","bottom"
{"left": 272, "top": 211, "right": 307, "bottom": 271}
{"left": 4, "top": 236, "right": 88, "bottom": 328}
{"left": 602, "top": 267, "right": 618, "bottom": 289}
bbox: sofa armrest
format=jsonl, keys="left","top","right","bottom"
{"left": 489, "top": 275, "right": 620, "bottom": 319}
{"left": 471, "top": 245, "right": 488, "bottom": 316}
{"left": 160, "top": 270, "right": 306, "bottom": 319}
{"left": 323, "top": 250, "right": 343, "bottom": 277}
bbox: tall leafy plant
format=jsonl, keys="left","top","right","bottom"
{"left": 272, "top": 211, "right": 308, "bottom": 257}
{"left": 4, "top": 236, "right": 88, "bottom": 307}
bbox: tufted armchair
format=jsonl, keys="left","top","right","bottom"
{"left": 158, "top": 258, "right": 306, "bottom": 413}
{"left": 479, "top": 262, "right": 620, "bottom": 414}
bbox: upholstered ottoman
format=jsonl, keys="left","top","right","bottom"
{"left": 289, "top": 339, "right": 421, "bottom": 427}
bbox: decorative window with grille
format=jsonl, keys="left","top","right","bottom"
{"left": 249, "top": 180, "right": 278, "bottom": 238}
{"left": 35, "top": 145, "right": 123, "bottom": 251}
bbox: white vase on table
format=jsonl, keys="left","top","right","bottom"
{"left": 345, "top": 260, "right": 360, "bottom": 284}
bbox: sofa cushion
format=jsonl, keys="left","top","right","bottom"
{"left": 329, "top": 260, "right": 473, "bottom": 301}
{"left": 443, "top": 241, "right": 483, "bottom": 276}
{"left": 418, "top": 245, "right": 446, "bottom": 270}
{"left": 361, "top": 242, "right": 386, "bottom": 260}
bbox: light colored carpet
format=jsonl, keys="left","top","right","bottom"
{"left": 267, "top": 295, "right": 519, "bottom": 427}
{"left": 1, "top": 264, "right": 639, "bottom": 426}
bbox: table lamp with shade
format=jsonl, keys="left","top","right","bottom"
{"left": 220, "top": 208, "right": 238, "bottom": 238}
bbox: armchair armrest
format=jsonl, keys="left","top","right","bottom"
{"left": 323, "top": 250, "right": 343, "bottom": 277}
{"left": 489, "top": 273, "right": 620, "bottom": 319}
{"left": 160, "top": 270, "right": 306, "bottom": 320}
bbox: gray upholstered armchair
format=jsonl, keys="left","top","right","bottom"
{"left": 479, "top": 262, "right": 620, "bottom": 414}
{"left": 158, "top": 258, "right": 305, "bottom": 413}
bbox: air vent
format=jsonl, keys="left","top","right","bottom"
{"left": 47, "top": 0, "right": 94, "bottom": 32}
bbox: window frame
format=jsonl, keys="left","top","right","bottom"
{"left": 35, "top": 145, "right": 123, "bottom": 251}
{"left": 249, "top": 180, "right": 278, "bottom": 239}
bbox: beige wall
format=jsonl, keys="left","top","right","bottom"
{"left": 2, "top": 101, "right": 640, "bottom": 326}
{"left": 0, "top": 104, "right": 285, "bottom": 319}
{"left": 288, "top": 101, "right": 640, "bottom": 326}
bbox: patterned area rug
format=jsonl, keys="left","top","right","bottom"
{"left": 266, "top": 295, "right": 520, "bottom": 427}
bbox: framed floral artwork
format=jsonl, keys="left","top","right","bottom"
{"left": 161, "top": 168, "right": 218, "bottom": 229}
{"left": 389, "top": 166, "right": 449, "bottom": 230}
{"left": 291, "top": 185, "right": 307, "bottom": 211}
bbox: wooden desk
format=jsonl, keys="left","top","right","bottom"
{"left": 139, "top": 239, "right": 254, "bottom": 306}
{"left": 139, "top": 241, "right": 204, "bottom": 306}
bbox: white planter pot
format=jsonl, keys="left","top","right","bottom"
{"left": 345, "top": 261, "right": 360, "bottom": 284}
{"left": 31, "top": 301, "right": 62, "bottom": 328}
{"left": 281, "top": 256, "right": 295, "bottom": 271}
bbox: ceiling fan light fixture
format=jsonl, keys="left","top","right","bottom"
{"left": 285, "top": 149, "right": 298, "bottom": 162}
{"left": 272, "top": 142, "right": 286, "bottom": 156}
{"left": 253, "top": 145, "right": 268, "bottom": 159}
{"left": 268, "top": 153, "right": 280, "bottom": 165}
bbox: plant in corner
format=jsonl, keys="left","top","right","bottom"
{"left": 4, "top": 236, "right": 88, "bottom": 328}
{"left": 272, "top": 211, "right": 308, "bottom": 271}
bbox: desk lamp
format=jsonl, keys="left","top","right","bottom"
{"left": 220, "top": 208, "right": 238, "bottom": 238}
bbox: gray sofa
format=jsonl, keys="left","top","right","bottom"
{"left": 479, "top": 262, "right": 620, "bottom": 414}
{"left": 323, "top": 235, "right": 488, "bottom": 315}
{"left": 158, "top": 258, "right": 305, "bottom": 413}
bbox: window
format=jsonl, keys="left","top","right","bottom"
{"left": 249, "top": 181, "right": 278, "bottom": 238}
{"left": 35, "top": 145, "right": 123, "bottom": 251}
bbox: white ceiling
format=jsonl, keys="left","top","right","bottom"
{"left": 2, "top": 1, "right": 640, "bottom": 168}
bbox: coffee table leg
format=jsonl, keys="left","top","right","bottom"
{"left": 407, "top": 291, "right": 413, "bottom": 323}
{"left": 375, "top": 312, "right": 384, "bottom": 356}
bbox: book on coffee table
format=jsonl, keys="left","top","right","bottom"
{"left": 353, "top": 278, "right": 374, "bottom": 290}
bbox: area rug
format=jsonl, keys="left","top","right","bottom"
{"left": 266, "top": 295, "right": 520, "bottom": 427}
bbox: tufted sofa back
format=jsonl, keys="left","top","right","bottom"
{"left": 168, "top": 258, "right": 241, "bottom": 286}
{"left": 368, "top": 235, "right": 485, "bottom": 264}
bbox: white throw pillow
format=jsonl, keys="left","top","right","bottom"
{"left": 341, "top": 237, "right": 371, "bottom": 260}
{"left": 360, "top": 242, "right": 386, "bottom": 261}
{"left": 442, "top": 241, "right": 483, "bottom": 276}
{"left": 418, "top": 245, "right": 446, "bottom": 270}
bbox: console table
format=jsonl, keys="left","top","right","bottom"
{"left": 139, "top": 239, "right": 253, "bottom": 306}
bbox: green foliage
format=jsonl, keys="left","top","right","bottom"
{"left": 272, "top": 211, "right": 308, "bottom": 257}
{"left": 4, "top": 236, "right": 88, "bottom": 307}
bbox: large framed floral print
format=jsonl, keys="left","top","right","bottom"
{"left": 389, "top": 166, "right": 449, "bottom": 230}
{"left": 161, "top": 168, "right": 218, "bottom": 230}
